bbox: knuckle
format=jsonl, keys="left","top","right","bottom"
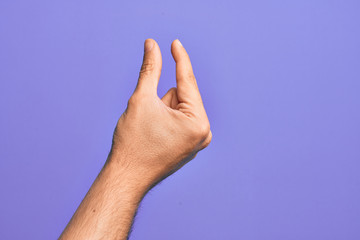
{"left": 127, "top": 94, "right": 141, "bottom": 106}
{"left": 139, "top": 59, "right": 155, "bottom": 75}
{"left": 203, "top": 131, "right": 212, "bottom": 148}
{"left": 169, "top": 87, "right": 177, "bottom": 93}
{"left": 187, "top": 72, "right": 196, "bottom": 82}
{"left": 191, "top": 121, "right": 210, "bottom": 140}
{"left": 199, "top": 122, "right": 210, "bottom": 138}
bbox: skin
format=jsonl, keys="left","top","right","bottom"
{"left": 59, "top": 39, "right": 212, "bottom": 240}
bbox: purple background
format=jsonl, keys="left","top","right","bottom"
{"left": 1, "top": 0, "right": 360, "bottom": 239}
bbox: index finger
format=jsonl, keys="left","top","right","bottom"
{"left": 171, "top": 39, "right": 203, "bottom": 107}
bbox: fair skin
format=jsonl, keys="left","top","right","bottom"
{"left": 59, "top": 38, "right": 212, "bottom": 240}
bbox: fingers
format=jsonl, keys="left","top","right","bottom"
{"left": 135, "top": 39, "right": 162, "bottom": 95}
{"left": 171, "top": 39, "right": 202, "bottom": 106}
{"left": 161, "top": 87, "right": 179, "bottom": 109}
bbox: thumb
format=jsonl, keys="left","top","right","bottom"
{"left": 135, "top": 39, "right": 162, "bottom": 95}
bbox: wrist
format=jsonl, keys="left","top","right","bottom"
{"left": 105, "top": 148, "right": 160, "bottom": 193}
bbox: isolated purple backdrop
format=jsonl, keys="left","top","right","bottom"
{"left": 1, "top": 0, "right": 359, "bottom": 239}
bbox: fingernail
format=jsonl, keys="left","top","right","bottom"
{"left": 177, "top": 39, "right": 183, "bottom": 47}
{"left": 144, "top": 39, "right": 154, "bottom": 52}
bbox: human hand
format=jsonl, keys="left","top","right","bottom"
{"left": 59, "top": 39, "right": 212, "bottom": 240}
{"left": 110, "top": 39, "right": 212, "bottom": 185}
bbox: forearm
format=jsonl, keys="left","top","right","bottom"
{"left": 59, "top": 151, "right": 152, "bottom": 240}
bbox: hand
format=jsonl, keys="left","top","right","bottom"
{"left": 59, "top": 39, "right": 212, "bottom": 240}
{"left": 110, "top": 39, "right": 212, "bottom": 184}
